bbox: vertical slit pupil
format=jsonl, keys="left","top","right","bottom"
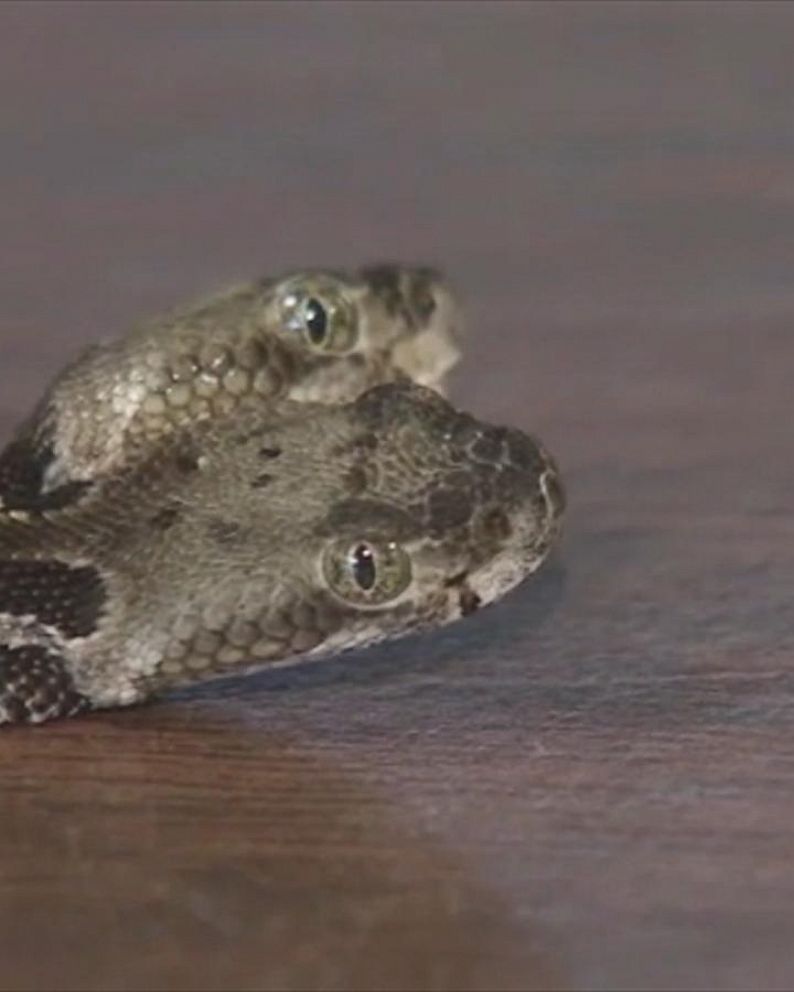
{"left": 304, "top": 298, "right": 328, "bottom": 344}
{"left": 351, "top": 543, "right": 377, "bottom": 591}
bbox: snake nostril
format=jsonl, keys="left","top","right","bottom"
{"left": 458, "top": 587, "right": 482, "bottom": 617}
{"left": 413, "top": 289, "right": 437, "bottom": 321}
{"left": 445, "top": 572, "right": 482, "bottom": 617}
{"left": 470, "top": 428, "right": 505, "bottom": 464}
{"left": 409, "top": 269, "right": 443, "bottom": 323}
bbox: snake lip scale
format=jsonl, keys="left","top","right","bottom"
{"left": 0, "top": 264, "right": 564, "bottom": 725}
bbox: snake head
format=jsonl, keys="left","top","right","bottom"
{"left": 266, "top": 266, "right": 461, "bottom": 403}
{"left": 0, "top": 381, "right": 564, "bottom": 716}
{"left": 305, "top": 381, "right": 564, "bottom": 654}
{"left": 136, "top": 380, "right": 564, "bottom": 683}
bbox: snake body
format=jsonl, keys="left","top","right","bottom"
{"left": 0, "top": 264, "right": 564, "bottom": 725}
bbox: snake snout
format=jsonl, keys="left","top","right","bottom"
{"left": 406, "top": 269, "right": 459, "bottom": 332}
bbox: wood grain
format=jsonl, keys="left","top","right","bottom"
{"left": 1, "top": 2, "right": 793, "bottom": 988}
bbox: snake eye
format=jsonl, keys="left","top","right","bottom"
{"left": 322, "top": 538, "right": 412, "bottom": 607}
{"left": 279, "top": 281, "right": 358, "bottom": 354}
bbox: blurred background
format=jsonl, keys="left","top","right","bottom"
{"left": 4, "top": 1, "right": 792, "bottom": 439}
{"left": 1, "top": 3, "right": 794, "bottom": 990}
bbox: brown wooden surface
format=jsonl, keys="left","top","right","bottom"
{"left": 1, "top": 2, "right": 793, "bottom": 989}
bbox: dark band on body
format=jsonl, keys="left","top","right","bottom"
{"left": 0, "top": 432, "right": 91, "bottom": 512}
{"left": 0, "top": 559, "right": 106, "bottom": 639}
{"left": 0, "top": 643, "right": 90, "bottom": 723}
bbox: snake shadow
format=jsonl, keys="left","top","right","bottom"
{"left": 172, "top": 557, "right": 567, "bottom": 704}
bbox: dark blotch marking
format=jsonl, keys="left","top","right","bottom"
{"left": 169, "top": 435, "right": 205, "bottom": 475}
{"left": 208, "top": 518, "right": 243, "bottom": 545}
{"left": 360, "top": 264, "right": 404, "bottom": 318}
{"left": 323, "top": 499, "right": 419, "bottom": 540}
{"left": 443, "top": 469, "right": 474, "bottom": 492}
{"left": 356, "top": 432, "right": 379, "bottom": 452}
{"left": 354, "top": 383, "right": 407, "bottom": 425}
{"left": 505, "top": 430, "right": 546, "bottom": 474}
{"left": 449, "top": 414, "right": 482, "bottom": 450}
{"left": 354, "top": 382, "right": 451, "bottom": 438}
{"left": 409, "top": 268, "right": 441, "bottom": 323}
{"left": 18, "top": 479, "right": 91, "bottom": 513}
{"left": 173, "top": 449, "right": 200, "bottom": 474}
{"left": 495, "top": 465, "right": 527, "bottom": 500}
{"left": 0, "top": 432, "right": 91, "bottom": 511}
{"left": 259, "top": 446, "right": 282, "bottom": 459}
{"left": 0, "top": 643, "right": 90, "bottom": 723}
{"left": 251, "top": 473, "right": 274, "bottom": 489}
{"left": 0, "top": 559, "right": 106, "bottom": 639}
{"left": 482, "top": 507, "right": 512, "bottom": 541}
{"left": 471, "top": 430, "right": 505, "bottom": 464}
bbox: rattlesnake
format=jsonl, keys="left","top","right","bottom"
{"left": 0, "top": 264, "right": 563, "bottom": 725}
{"left": 0, "top": 265, "right": 460, "bottom": 512}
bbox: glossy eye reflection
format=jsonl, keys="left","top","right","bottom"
{"left": 279, "top": 282, "right": 358, "bottom": 354}
{"left": 322, "top": 537, "right": 412, "bottom": 606}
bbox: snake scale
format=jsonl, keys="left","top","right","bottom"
{"left": 0, "top": 263, "right": 564, "bottom": 725}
